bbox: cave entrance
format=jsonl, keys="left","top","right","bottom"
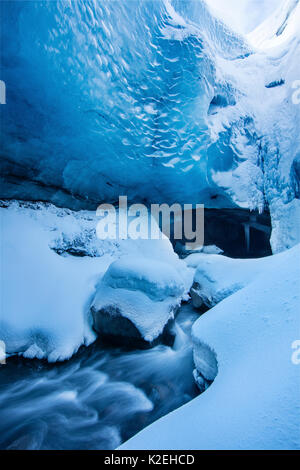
{"left": 172, "top": 208, "right": 272, "bottom": 259}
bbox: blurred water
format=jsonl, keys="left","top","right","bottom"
{"left": 0, "top": 304, "right": 199, "bottom": 450}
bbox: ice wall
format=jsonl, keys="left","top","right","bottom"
{"left": 0, "top": 0, "right": 249, "bottom": 208}
{"left": 1, "top": 0, "right": 300, "bottom": 250}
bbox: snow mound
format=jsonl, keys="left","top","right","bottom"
{"left": 103, "top": 256, "right": 186, "bottom": 301}
{"left": 120, "top": 244, "right": 300, "bottom": 450}
{"left": 186, "top": 253, "right": 271, "bottom": 308}
{"left": 0, "top": 201, "right": 189, "bottom": 360}
{"left": 91, "top": 256, "right": 189, "bottom": 344}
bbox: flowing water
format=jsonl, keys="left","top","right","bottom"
{"left": 0, "top": 304, "right": 200, "bottom": 450}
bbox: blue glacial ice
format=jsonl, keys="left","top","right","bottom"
{"left": 0, "top": 1, "right": 274, "bottom": 204}
{"left": 1, "top": 0, "right": 300, "bottom": 451}
{"left": 1, "top": 0, "right": 299, "bottom": 252}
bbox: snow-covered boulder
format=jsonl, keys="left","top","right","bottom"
{"left": 91, "top": 256, "right": 189, "bottom": 348}
{"left": 120, "top": 244, "right": 300, "bottom": 450}
{"left": 186, "top": 252, "right": 272, "bottom": 309}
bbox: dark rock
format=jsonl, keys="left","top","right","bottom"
{"left": 91, "top": 306, "right": 176, "bottom": 350}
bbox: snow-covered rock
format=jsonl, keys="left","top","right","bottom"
{"left": 120, "top": 244, "right": 300, "bottom": 450}
{"left": 91, "top": 256, "right": 189, "bottom": 347}
{"left": 186, "top": 252, "right": 271, "bottom": 309}
{"left": 0, "top": 201, "right": 190, "bottom": 360}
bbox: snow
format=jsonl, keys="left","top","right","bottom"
{"left": 206, "top": 0, "right": 300, "bottom": 250}
{"left": 204, "top": 0, "right": 282, "bottom": 35}
{"left": 0, "top": 0, "right": 300, "bottom": 450}
{"left": 0, "top": 201, "right": 190, "bottom": 360}
{"left": 91, "top": 256, "right": 189, "bottom": 343}
{"left": 248, "top": 0, "right": 300, "bottom": 49}
{"left": 269, "top": 198, "right": 300, "bottom": 253}
{"left": 102, "top": 256, "right": 186, "bottom": 301}
{"left": 186, "top": 252, "right": 273, "bottom": 308}
{"left": 92, "top": 287, "right": 177, "bottom": 344}
{"left": 200, "top": 245, "right": 223, "bottom": 255}
{"left": 120, "top": 244, "right": 300, "bottom": 450}
{"left": 0, "top": 203, "right": 108, "bottom": 361}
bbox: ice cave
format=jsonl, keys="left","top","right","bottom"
{"left": 0, "top": 0, "right": 299, "bottom": 452}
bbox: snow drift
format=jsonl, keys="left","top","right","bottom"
{"left": 120, "top": 244, "right": 300, "bottom": 450}
{"left": 186, "top": 252, "right": 273, "bottom": 308}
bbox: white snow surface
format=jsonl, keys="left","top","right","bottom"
{"left": 204, "top": 0, "right": 282, "bottom": 35}
{"left": 269, "top": 198, "right": 300, "bottom": 253}
{"left": 92, "top": 256, "right": 189, "bottom": 342}
{"left": 0, "top": 201, "right": 191, "bottom": 361}
{"left": 186, "top": 252, "right": 274, "bottom": 307}
{"left": 120, "top": 244, "right": 300, "bottom": 450}
{"left": 102, "top": 256, "right": 186, "bottom": 301}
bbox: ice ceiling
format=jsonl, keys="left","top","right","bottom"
{"left": 0, "top": 0, "right": 299, "bottom": 216}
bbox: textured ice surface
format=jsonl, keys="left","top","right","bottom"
{"left": 247, "top": 0, "right": 300, "bottom": 251}
{"left": 1, "top": 0, "right": 299, "bottom": 249}
{"left": 0, "top": 0, "right": 261, "bottom": 207}
{"left": 120, "top": 244, "right": 300, "bottom": 450}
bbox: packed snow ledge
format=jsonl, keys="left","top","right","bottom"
{"left": 120, "top": 244, "right": 300, "bottom": 450}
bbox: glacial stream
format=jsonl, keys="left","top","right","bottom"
{"left": 0, "top": 303, "right": 200, "bottom": 450}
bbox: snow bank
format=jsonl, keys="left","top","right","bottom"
{"left": 91, "top": 256, "right": 188, "bottom": 344}
{"left": 0, "top": 202, "right": 110, "bottom": 361}
{"left": 120, "top": 245, "right": 300, "bottom": 450}
{"left": 0, "top": 201, "right": 189, "bottom": 361}
{"left": 186, "top": 252, "right": 272, "bottom": 308}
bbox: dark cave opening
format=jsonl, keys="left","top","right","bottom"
{"left": 172, "top": 208, "right": 272, "bottom": 259}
